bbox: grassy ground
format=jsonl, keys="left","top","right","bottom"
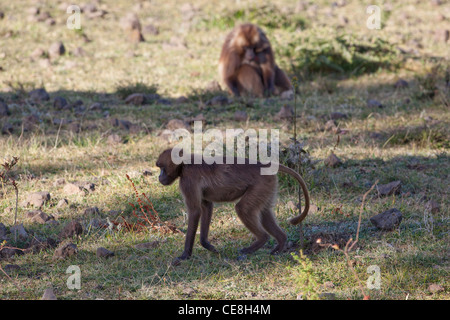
{"left": 0, "top": 0, "right": 449, "bottom": 300}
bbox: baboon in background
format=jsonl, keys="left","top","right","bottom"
{"left": 156, "top": 148, "right": 310, "bottom": 262}
{"left": 218, "top": 23, "right": 292, "bottom": 97}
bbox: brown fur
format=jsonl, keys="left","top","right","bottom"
{"left": 218, "top": 23, "right": 292, "bottom": 97}
{"left": 156, "top": 148, "right": 310, "bottom": 262}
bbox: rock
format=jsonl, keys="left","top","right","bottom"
{"left": 53, "top": 96, "right": 68, "bottom": 109}
{"left": 159, "top": 129, "right": 176, "bottom": 142}
{"left": 205, "top": 80, "right": 221, "bottom": 92}
{"left": 27, "top": 237, "right": 58, "bottom": 253}
{"left": 57, "top": 198, "right": 69, "bottom": 208}
{"left": 30, "top": 48, "right": 47, "bottom": 61}
{"left": 0, "top": 101, "right": 10, "bottom": 117}
{"left": 63, "top": 183, "right": 87, "bottom": 196}
{"left": 48, "top": 41, "right": 65, "bottom": 59}
{"left": 435, "top": 29, "right": 449, "bottom": 43}
{"left": 0, "top": 223, "right": 7, "bottom": 240}
{"left": 206, "top": 95, "right": 231, "bottom": 106}
{"left": 182, "top": 287, "right": 197, "bottom": 297}
{"left": 377, "top": 180, "right": 401, "bottom": 196}
{"left": 166, "top": 119, "right": 190, "bottom": 131}
{"left": 143, "top": 24, "right": 159, "bottom": 35}
{"left": 280, "top": 89, "right": 294, "bottom": 100}
{"left": 367, "top": 99, "right": 383, "bottom": 108}
{"left": 1, "top": 123, "right": 13, "bottom": 135}
{"left": 330, "top": 112, "right": 347, "bottom": 120}
{"left": 25, "top": 191, "right": 50, "bottom": 208}
{"left": 72, "top": 46, "right": 86, "bottom": 57}
{"left": 124, "top": 93, "right": 146, "bottom": 105}
{"left": 319, "top": 293, "right": 336, "bottom": 300}
{"left": 0, "top": 247, "right": 23, "bottom": 259}
{"left": 234, "top": 111, "right": 248, "bottom": 122}
{"left": 370, "top": 208, "right": 403, "bottom": 231}
{"left": 426, "top": 200, "right": 441, "bottom": 214}
{"left": 54, "top": 178, "right": 66, "bottom": 186}
{"left": 53, "top": 242, "right": 78, "bottom": 260}
{"left": 428, "top": 284, "right": 444, "bottom": 294}
{"left": 394, "top": 79, "right": 409, "bottom": 88}
{"left": 120, "top": 13, "right": 144, "bottom": 43}
{"left": 324, "top": 152, "right": 342, "bottom": 168}
{"left": 3, "top": 264, "right": 20, "bottom": 274}
{"left": 107, "top": 133, "right": 122, "bottom": 145}
{"left": 142, "top": 169, "right": 153, "bottom": 176}
{"left": 59, "top": 221, "right": 83, "bottom": 239}
{"left": 29, "top": 88, "right": 50, "bottom": 102}
{"left": 82, "top": 182, "right": 95, "bottom": 192}
{"left": 83, "top": 207, "right": 100, "bottom": 215}
{"left": 274, "top": 105, "right": 294, "bottom": 120}
{"left": 10, "top": 224, "right": 28, "bottom": 239}
{"left": 324, "top": 120, "right": 337, "bottom": 131}
{"left": 134, "top": 241, "right": 160, "bottom": 250}
{"left": 97, "top": 247, "right": 114, "bottom": 258}
{"left": 26, "top": 210, "right": 51, "bottom": 224}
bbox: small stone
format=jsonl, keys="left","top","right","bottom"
{"left": 370, "top": 208, "right": 403, "bottom": 231}
{"left": 48, "top": 41, "right": 65, "bottom": 59}
{"left": 42, "top": 288, "right": 57, "bottom": 300}
{"left": 3, "top": 264, "right": 20, "bottom": 274}
{"left": 166, "top": 119, "right": 190, "bottom": 131}
{"left": 83, "top": 207, "right": 100, "bottom": 215}
{"left": 63, "top": 183, "right": 87, "bottom": 195}
{"left": 125, "top": 93, "right": 146, "bottom": 105}
{"left": 9, "top": 224, "right": 28, "bottom": 239}
{"left": 0, "top": 101, "right": 10, "bottom": 117}
{"left": 367, "top": 99, "right": 383, "bottom": 108}
{"left": 182, "top": 287, "right": 197, "bottom": 297}
{"left": 53, "top": 242, "right": 78, "bottom": 260}
{"left": 319, "top": 293, "right": 336, "bottom": 300}
{"left": 330, "top": 112, "right": 347, "bottom": 120}
{"left": 206, "top": 95, "right": 231, "bottom": 106}
{"left": 107, "top": 133, "right": 122, "bottom": 145}
{"left": 97, "top": 247, "right": 114, "bottom": 258}
{"left": 0, "top": 223, "right": 7, "bottom": 241}
{"left": 234, "top": 111, "right": 248, "bottom": 122}
{"left": 57, "top": 198, "right": 69, "bottom": 208}
{"left": 377, "top": 181, "right": 401, "bottom": 196}
{"left": 324, "top": 152, "right": 342, "bottom": 168}
{"left": 53, "top": 96, "right": 68, "bottom": 109}
{"left": 1, "top": 123, "right": 13, "bottom": 135}
{"left": 29, "top": 88, "right": 50, "bottom": 102}
{"left": 142, "top": 24, "right": 159, "bottom": 35}
{"left": 274, "top": 105, "right": 294, "bottom": 120}
{"left": 26, "top": 191, "right": 50, "bottom": 208}
{"left": 134, "top": 241, "right": 160, "bottom": 250}
{"left": 435, "top": 29, "right": 449, "bottom": 43}
{"left": 27, "top": 210, "right": 51, "bottom": 224}
{"left": 324, "top": 120, "right": 337, "bottom": 131}
{"left": 426, "top": 200, "right": 441, "bottom": 214}
{"left": 30, "top": 48, "right": 46, "bottom": 61}
{"left": 428, "top": 284, "right": 444, "bottom": 294}
{"left": 280, "top": 89, "right": 294, "bottom": 100}
{"left": 59, "top": 221, "right": 83, "bottom": 239}
{"left": 394, "top": 79, "right": 409, "bottom": 88}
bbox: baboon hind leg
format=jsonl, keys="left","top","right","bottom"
{"left": 261, "top": 208, "right": 287, "bottom": 254}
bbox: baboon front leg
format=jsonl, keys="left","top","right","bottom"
{"left": 200, "top": 200, "right": 217, "bottom": 253}
{"left": 178, "top": 207, "right": 201, "bottom": 261}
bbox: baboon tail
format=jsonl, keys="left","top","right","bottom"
{"left": 278, "top": 165, "right": 310, "bottom": 225}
